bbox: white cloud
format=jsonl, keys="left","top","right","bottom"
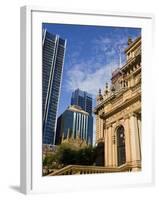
{"left": 66, "top": 61, "right": 118, "bottom": 97}
{"left": 93, "top": 35, "right": 128, "bottom": 58}
{"left": 65, "top": 34, "right": 127, "bottom": 98}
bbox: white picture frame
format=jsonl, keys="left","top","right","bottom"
{"left": 20, "top": 6, "right": 154, "bottom": 194}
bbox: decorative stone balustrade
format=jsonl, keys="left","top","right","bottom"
{"left": 47, "top": 162, "right": 141, "bottom": 176}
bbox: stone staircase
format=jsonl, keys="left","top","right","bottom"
{"left": 47, "top": 163, "right": 140, "bottom": 176}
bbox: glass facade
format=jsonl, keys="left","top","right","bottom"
{"left": 42, "top": 29, "right": 66, "bottom": 145}
{"left": 70, "top": 89, "right": 93, "bottom": 145}
{"left": 71, "top": 89, "right": 93, "bottom": 115}
{"left": 55, "top": 106, "right": 93, "bottom": 145}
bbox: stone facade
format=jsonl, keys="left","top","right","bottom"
{"left": 94, "top": 36, "right": 141, "bottom": 171}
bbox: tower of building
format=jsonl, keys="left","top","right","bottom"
{"left": 71, "top": 89, "right": 93, "bottom": 145}
{"left": 42, "top": 29, "right": 67, "bottom": 144}
{"left": 71, "top": 88, "right": 93, "bottom": 115}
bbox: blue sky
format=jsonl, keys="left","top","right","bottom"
{"left": 42, "top": 23, "right": 141, "bottom": 117}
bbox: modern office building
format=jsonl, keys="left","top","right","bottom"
{"left": 70, "top": 89, "right": 94, "bottom": 145}
{"left": 71, "top": 89, "right": 93, "bottom": 115}
{"left": 55, "top": 105, "right": 93, "bottom": 145}
{"left": 42, "top": 29, "right": 67, "bottom": 144}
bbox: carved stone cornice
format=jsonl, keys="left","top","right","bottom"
{"left": 99, "top": 93, "right": 141, "bottom": 119}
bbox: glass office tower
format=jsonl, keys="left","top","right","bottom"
{"left": 42, "top": 29, "right": 66, "bottom": 144}
{"left": 71, "top": 89, "right": 93, "bottom": 115}
{"left": 55, "top": 105, "right": 93, "bottom": 145}
{"left": 70, "top": 89, "right": 93, "bottom": 145}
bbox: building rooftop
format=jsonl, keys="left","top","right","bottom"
{"left": 73, "top": 88, "right": 92, "bottom": 98}
{"left": 67, "top": 105, "right": 89, "bottom": 115}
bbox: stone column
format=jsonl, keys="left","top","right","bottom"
{"left": 104, "top": 127, "right": 109, "bottom": 167}
{"left": 130, "top": 76, "right": 135, "bottom": 87}
{"left": 137, "top": 115, "right": 141, "bottom": 159}
{"left": 114, "top": 134, "right": 117, "bottom": 167}
{"left": 124, "top": 117, "right": 132, "bottom": 163}
{"left": 108, "top": 125, "right": 113, "bottom": 167}
{"left": 98, "top": 117, "right": 101, "bottom": 139}
{"left": 129, "top": 113, "right": 141, "bottom": 171}
{"left": 96, "top": 115, "right": 99, "bottom": 141}
{"left": 112, "top": 125, "right": 117, "bottom": 167}
{"left": 100, "top": 118, "right": 103, "bottom": 139}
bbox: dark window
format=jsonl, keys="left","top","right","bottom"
{"left": 117, "top": 125, "right": 126, "bottom": 166}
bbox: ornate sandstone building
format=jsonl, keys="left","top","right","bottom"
{"left": 94, "top": 36, "right": 141, "bottom": 172}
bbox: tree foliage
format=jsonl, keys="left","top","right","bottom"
{"left": 43, "top": 143, "right": 98, "bottom": 169}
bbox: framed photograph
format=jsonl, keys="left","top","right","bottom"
{"left": 20, "top": 6, "right": 154, "bottom": 194}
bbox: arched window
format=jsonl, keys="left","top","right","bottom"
{"left": 116, "top": 125, "right": 126, "bottom": 166}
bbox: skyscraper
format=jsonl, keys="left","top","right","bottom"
{"left": 55, "top": 105, "right": 93, "bottom": 145}
{"left": 71, "top": 89, "right": 93, "bottom": 115}
{"left": 70, "top": 89, "right": 93, "bottom": 145}
{"left": 42, "top": 29, "right": 66, "bottom": 145}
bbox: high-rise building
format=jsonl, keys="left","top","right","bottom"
{"left": 55, "top": 105, "right": 93, "bottom": 145}
{"left": 71, "top": 89, "right": 93, "bottom": 115}
{"left": 42, "top": 29, "right": 67, "bottom": 144}
{"left": 70, "top": 89, "right": 94, "bottom": 145}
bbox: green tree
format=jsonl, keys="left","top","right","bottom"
{"left": 43, "top": 143, "right": 100, "bottom": 169}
